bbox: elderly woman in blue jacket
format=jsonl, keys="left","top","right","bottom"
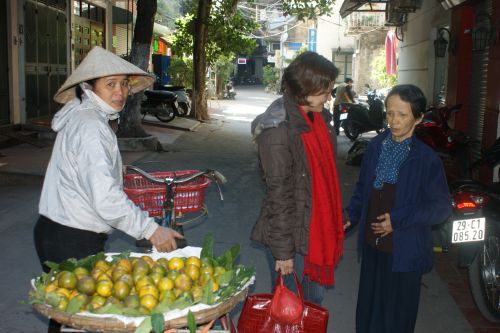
{"left": 345, "top": 84, "right": 451, "bottom": 333}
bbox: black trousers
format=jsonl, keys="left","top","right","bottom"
{"left": 33, "top": 215, "right": 108, "bottom": 333}
{"left": 333, "top": 104, "right": 341, "bottom": 135}
{"left": 356, "top": 244, "right": 422, "bottom": 333}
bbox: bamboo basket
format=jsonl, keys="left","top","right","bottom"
{"left": 33, "top": 287, "right": 247, "bottom": 332}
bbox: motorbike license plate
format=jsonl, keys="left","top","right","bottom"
{"left": 451, "top": 217, "right": 486, "bottom": 243}
{"left": 340, "top": 113, "right": 348, "bottom": 120}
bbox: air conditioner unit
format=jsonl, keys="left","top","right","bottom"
{"left": 385, "top": 3, "right": 405, "bottom": 26}
{"left": 393, "top": 0, "right": 422, "bottom": 13}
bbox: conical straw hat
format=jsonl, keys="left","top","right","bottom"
{"left": 54, "top": 46, "right": 155, "bottom": 104}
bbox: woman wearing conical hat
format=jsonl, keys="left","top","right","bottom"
{"left": 34, "top": 46, "right": 183, "bottom": 332}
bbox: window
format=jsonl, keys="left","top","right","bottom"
{"left": 333, "top": 52, "right": 353, "bottom": 84}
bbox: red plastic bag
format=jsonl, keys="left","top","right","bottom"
{"left": 270, "top": 273, "right": 304, "bottom": 324}
{"left": 237, "top": 272, "right": 329, "bottom": 333}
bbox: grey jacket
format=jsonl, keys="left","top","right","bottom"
{"left": 250, "top": 95, "right": 337, "bottom": 260}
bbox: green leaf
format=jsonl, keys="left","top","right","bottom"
{"left": 121, "top": 307, "right": 144, "bottom": 317}
{"left": 44, "top": 261, "right": 60, "bottom": 272}
{"left": 152, "top": 296, "right": 172, "bottom": 314}
{"left": 200, "top": 280, "right": 215, "bottom": 305}
{"left": 217, "top": 269, "right": 234, "bottom": 287}
{"left": 151, "top": 313, "right": 165, "bottom": 333}
{"left": 93, "top": 303, "right": 125, "bottom": 315}
{"left": 66, "top": 297, "right": 87, "bottom": 314}
{"left": 110, "top": 251, "right": 131, "bottom": 264}
{"left": 59, "top": 258, "right": 78, "bottom": 272}
{"left": 134, "top": 316, "right": 152, "bottom": 333}
{"left": 170, "top": 294, "right": 193, "bottom": 310}
{"left": 76, "top": 252, "right": 106, "bottom": 272}
{"left": 187, "top": 310, "right": 197, "bottom": 333}
{"left": 45, "top": 291, "right": 61, "bottom": 307}
{"left": 201, "top": 233, "right": 214, "bottom": 259}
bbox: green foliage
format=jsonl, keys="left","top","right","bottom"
{"left": 215, "top": 55, "right": 236, "bottom": 85}
{"left": 262, "top": 65, "right": 279, "bottom": 86}
{"left": 156, "top": 0, "right": 181, "bottom": 29}
{"left": 372, "top": 50, "right": 397, "bottom": 88}
{"left": 167, "top": 57, "right": 194, "bottom": 88}
{"left": 283, "top": 0, "right": 337, "bottom": 20}
{"left": 171, "top": 3, "right": 258, "bottom": 67}
{"left": 286, "top": 46, "right": 308, "bottom": 64}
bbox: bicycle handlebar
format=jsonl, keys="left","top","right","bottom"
{"left": 125, "top": 165, "right": 226, "bottom": 200}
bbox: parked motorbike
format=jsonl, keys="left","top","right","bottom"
{"left": 223, "top": 81, "right": 236, "bottom": 99}
{"left": 414, "top": 104, "right": 474, "bottom": 183}
{"left": 447, "top": 137, "right": 500, "bottom": 322}
{"left": 341, "top": 89, "right": 386, "bottom": 141}
{"left": 154, "top": 84, "right": 192, "bottom": 117}
{"left": 140, "top": 89, "right": 179, "bottom": 123}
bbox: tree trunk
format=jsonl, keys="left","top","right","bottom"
{"left": 116, "top": 0, "right": 157, "bottom": 138}
{"left": 193, "top": 0, "right": 212, "bottom": 121}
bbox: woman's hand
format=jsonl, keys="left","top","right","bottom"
{"left": 371, "top": 213, "right": 393, "bottom": 237}
{"left": 343, "top": 220, "right": 352, "bottom": 231}
{"left": 149, "top": 227, "right": 184, "bottom": 252}
{"left": 275, "top": 259, "right": 294, "bottom": 275}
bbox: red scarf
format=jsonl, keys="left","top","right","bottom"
{"left": 299, "top": 107, "right": 344, "bottom": 286}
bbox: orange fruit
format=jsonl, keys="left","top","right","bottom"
{"left": 113, "top": 280, "right": 131, "bottom": 301}
{"left": 73, "top": 267, "right": 90, "bottom": 279}
{"left": 214, "top": 266, "right": 226, "bottom": 276}
{"left": 139, "top": 294, "right": 158, "bottom": 311}
{"left": 97, "top": 273, "right": 112, "bottom": 281}
{"left": 174, "top": 274, "right": 192, "bottom": 292}
{"left": 44, "top": 282, "right": 58, "bottom": 294}
{"left": 89, "top": 295, "right": 106, "bottom": 310}
{"left": 138, "top": 284, "right": 159, "bottom": 299}
{"left": 117, "top": 273, "right": 134, "bottom": 287}
{"left": 166, "top": 270, "right": 180, "bottom": 281}
{"left": 124, "top": 294, "right": 140, "bottom": 309}
{"left": 200, "top": 266, "right": 214, "bottom": 276}
{"left": 111, "top": 266, "right": 127, "bottom": 282}
{"left": 140, "top": 255, "right": 156, "bottom": 268}
{"left": 135, "top": 275, "right": 154, "bottom": 291}
{"left": 149, "top": 272, "right": 163, "bottom": 285}
{"left": 58, "top": 271, "right": 77, "bottom": 290}
{"left": 91, "top": 268, "right": 105, "bottom": 280}
{"left": 168, "top": 257, "right": 185, "bottom": 271}
{"left": 159, "top": 289, "right": 176, "bottom": 303}
{"left": 157, "top": 277, "right": 174, "bottom": 292}
{"left": 133, "top": 259, "right": 150, "bottom": 276}
{"left": 115, "top": 258, "right": 132, "bottom": 273}
{"left": 76, "top": 276, "right": 96, "bottom": 296}
{"left": 185, "top": 265, "right": 201, "bottom": 281}
{"left": 96, "top": 280, "right": 113, "bottom": 298}
{"left": 157, "top": 258, "right": 169, "bottom": 270}
{"left": 151, "top": 264, "right": 167, "bottom": 277}
{"left": 94, "top": 259, "right": 111, "bottom": 272}
{"left": 57, "top": 296, "right": 69, "bottom": 311}
{"left": 55, "top": 287, "right": 71, "bottom": 299}
{"left": 186, "top": 256, "right": 201, "bottom": 268}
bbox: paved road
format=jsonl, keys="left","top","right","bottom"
{"left": 0, "top": 85, "right": 472, "bottom": 332}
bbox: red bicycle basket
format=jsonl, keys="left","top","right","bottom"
{"left": 123, "top": 170, "right": 210, "bottom": 217}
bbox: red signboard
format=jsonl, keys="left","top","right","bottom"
{"left": 237, "top": 58, "right": 247, "bottom": 64}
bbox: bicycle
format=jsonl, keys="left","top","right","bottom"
{"left": 124, "top": 165, "right": 226, "bottom": 249}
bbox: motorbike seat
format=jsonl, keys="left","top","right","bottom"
{"left": 368, "top": 100, "right": 385, "bottom": 126}
{"left": 144, "top": 90, "right": 177, "bottom": 102}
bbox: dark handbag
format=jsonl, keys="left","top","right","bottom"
{"left": 237, "top": 272, "right": 329, "bottom": 333}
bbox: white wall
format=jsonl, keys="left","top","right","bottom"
{"left": 397, "top": 0, "right": 450, "bottom": 103}
{"left": 317, "top": 3, "right": 357, "bottom": 61}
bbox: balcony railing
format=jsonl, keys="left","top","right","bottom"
{"left": 344, "top": 12, "right": 386, "bottom": 35}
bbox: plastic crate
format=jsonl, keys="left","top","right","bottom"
{"left": 123, "top": 170, "right": 210, "bottom": 216}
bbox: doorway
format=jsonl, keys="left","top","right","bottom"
{"left": 0, "top": 0, "right": 9, "bottom": 125}
{"left": 24, "top": 0, "right": 67, "bottom": 121}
